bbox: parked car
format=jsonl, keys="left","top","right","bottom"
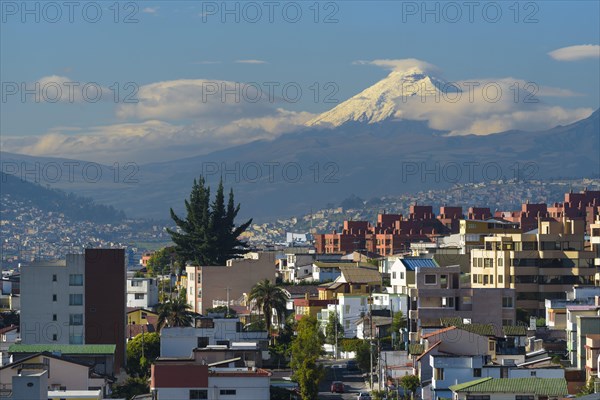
{"left": 357, "top": 392, "right": 372, "bottom": 400}
{"left": 330, "top": 381, "right": 344, "bottom": 393}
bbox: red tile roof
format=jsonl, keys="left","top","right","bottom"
{"left": 421, "top": 326, "right": 456, "bottom": 339}
{"left": 416, "top": 341, "right": 442, "bottom": 362}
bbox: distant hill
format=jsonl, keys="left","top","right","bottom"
{"left": 0, "top": 172, "right": 126, "bottom": 224}
{"left": 1, "top": 110, "right": 598, "bottom": 222}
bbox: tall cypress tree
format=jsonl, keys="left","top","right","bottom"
{"left": 167, "top": 177, "right": 252, "bottom": 265}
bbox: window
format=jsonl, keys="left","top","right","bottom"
{"left": 131, "top": 280, "right": 143, "bottom": 287}
{"left": 498, "top": 275, "right": 503, "bottom": 284}
{"left": 135, "top": 293, "right": 145, "bottom": 300}
{"left": 52, "top": 334, "right": 57, "bottom": 341}
{"left": 502, "top": 297, "right": 513, "bottom": 308}
{"left": 488, "top": 341, "right": 495, "bottom": 352}
{"left": 490, "top": 275, "right": 494, "bottom": 284}
{"left": 197, "top": 337, "right": 209, "bottom": 348}
{"left": 424, "top": 275, "right": 436, "bottom": 284}
{"left": 69, "top": 274, "right": 83, "bottom": 286}
{"left": 473, "top": 368, "right": 482, "bottom": 377}
{"left": 69, "top": 294, "right": 83, "bottom": 306}
{"left": 52, "top": 274, "right": 57, "bottom": 282}
{"left": 52, "top": 314, "right": 57, "bottom": 321}
{"left": 219, "top": 390, "right": 236, "bottom": 395}
{"left": 400, "top": 272, "right": 404, "bottom": 279}
{"left": 52, "top": 294, "right": 57, "bottom": 302}
{"left": 392, "top": 272, "right": 396, "bottom": 279}
{"left": 498, "top": 258, "right": 503, "bottom": 267}
{"left": 440, "top": 275, "right": 448, "bottom": 289}
{"left": 69, "top": 314, "right": 83, "bottom": 325}
{"left": 466, "top": 396, "right": 490, "bottom": 400}
{"left": 434, "top": 368, "right": 444, "bottom": 380}
{"left": 483, "top": 275, "right": 488, "bottom": 285}
{"left": 189, "top": 390, "right": 208, "bottom": 399}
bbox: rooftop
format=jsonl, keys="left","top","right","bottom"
{"left": 449, "top": 377, "right": 568, "bottom": 396}
{"left": 400, "top": 258, "right": 439, "bottom": 271}
{"left": 8, "top": 344, "right": 116, "bottom": 355}
{"left": 338, "top": 266, "right": 381, "bottom": 283}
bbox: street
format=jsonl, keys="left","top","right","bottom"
{"left": 318, "top": 359, "right": 372, "bottom": 400}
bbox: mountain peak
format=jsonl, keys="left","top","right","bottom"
{"left": 306, "top": 67, "right": 446, "bottom": 128}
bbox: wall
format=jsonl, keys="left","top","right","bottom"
{"left": 85, "top": 249, "right": 126, "bottom": 373}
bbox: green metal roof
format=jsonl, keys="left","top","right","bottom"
{"left": 502, "top": 325, "right": 527, "bottom": 336}
{"left": 450, "top": 378, "right": 568, "bottom": 396}
{"left": 458, "top": 323, "right": 495, "bottom": 337}
{"left": 8, "top": 344, "right": 116, "bottom": 355}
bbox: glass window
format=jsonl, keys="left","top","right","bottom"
{"left": 69, "top": 274, "right": 83, "bottom": 286}
{"left": 502, "top": 297, "right": 513, "bottom": 308}
{"left": 69, "top": 314, "right": 83, "bottom": 325}
{"left": 219, "top": 390, "right": 236, "bottom": 395}
{"left": 424, "top": 275, "right": 436, "bottom": 284}
{"left": 52, "top": 274, "right": 57, "bottom": 282}
{"left": 135, "top": 293, "right": 145, "bottom": 300}
{"left": 473, "top": 368, "right": 482, "bottom": 377}
{"left": 69, "top": 294, "right": 83, "bottom": 306}
{"left": 189, "top": 390, "right": 208, "bottom": 399}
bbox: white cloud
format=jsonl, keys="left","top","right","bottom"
{"left": 235, "top": 59, "right": 268, "bottom": 64}
{"left": 392, "top": 77, "right": 592, "bottom": 135}
{"left": 548, "top": 44, "right": 600, "bottom": 61}
{"left": 353, "top": 58, "right": 441, "bottom": 75}
{"left": 3, "top": 77, "right": 316, "bottom": 163}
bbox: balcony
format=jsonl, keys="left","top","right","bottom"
{"left": 409, "top": 309, "right": 418, "bottom": 320}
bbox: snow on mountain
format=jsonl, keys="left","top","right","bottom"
{"left": 306, "top": 66, "right": 450, "bottom": 127}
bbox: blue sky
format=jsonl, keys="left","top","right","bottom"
{"left": 1, "top": 1, "right": 599, "bottom": 163}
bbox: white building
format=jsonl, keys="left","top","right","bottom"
{"left": 20, "top": 256, "right": 85, "bottom": 345}
{"left": 126, "top": 277, "right": 159, "bottom": 309}
{"left": 160, "top": 317, "right": 268, "bottom": 358}
{"left": 0, "top": 325, "right": 19, "bottom": 366}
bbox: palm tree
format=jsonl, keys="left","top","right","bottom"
{"left": 248, "top": 279, "right": 287, "bottom": 337}
{"left": 157, "top": 297, "right": 194, "bottom": 331}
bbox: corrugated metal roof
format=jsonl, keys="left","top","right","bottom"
{"left": 450, "top": 377, "right": 568, "bottom": 396}
{"left": 8, "top": 344, "right": 116, "bottom": 354}
{"left": 401, "top": 258, "right": 439, "bottom": 271}
{"left": 339, "top": 266, "right": 381, "bottom": 283}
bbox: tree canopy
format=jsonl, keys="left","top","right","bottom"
{"left": 126, "top": 332, "right": 160, "bottom": 377}
{"left": 249, "top": 279, "right": 287, "bottom": 337}
{"left": 167, "top": 176, "right": 252, "bottom": 266}
{"left": 157, "top": 297, "right": 195, "bottom": 331}
{"left": 324, "top": 311, "right": 344, "bottom": 345}
{"left": 291, "top": 316, "right": 325, "bottom": 400}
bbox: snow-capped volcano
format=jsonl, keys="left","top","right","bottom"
{"left": 306, "top": 66, "right": 449, "bottom": 127}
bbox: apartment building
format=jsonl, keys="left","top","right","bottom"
{"left": 409, "top": 265, "right": 516, "bottom": 331}
{"left": 186, "top": 252, "right": 276, "bottom": 314}
{"left": 19, "top": 249, "right": 126, "bottom": 372}
{"left": 470, "top": 219, "right": 596, "bottom": 316}
{"left": 126, "top": 277, "right": 159, "bottom": 309}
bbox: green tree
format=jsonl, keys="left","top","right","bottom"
{"left": 291, "top": 316, "right": 325, "bottom": 400}
{"left": 399, "top": 375, "right": 420, "bottom": 400}
{"left": 325, "top": 312, "right": 344, "bottom": 345}
{"left": 391, "top": 311, "right": 407, "bottom": 349}
{"left": 249, "top": 279, "right": 287, "bottom": 337}
{"left": 168, "top": 177, "right": 252, "bottom": 266}
{"left": 146, "top": 246, "right": 180, "bottom": 276}
{"left": 126, "top": 332, "right": 160, "bottom": 377}
{"left": 110, "top": 377, "right": 148, "bottom": 399}
{"left": 355, "top": 340, "right": 377, "bottom": 372}
{"left": 157, "top": 297, "right": 194, "bottom": 331}
{"left": 206, "top": 305, "right": 238, "bottom": 318}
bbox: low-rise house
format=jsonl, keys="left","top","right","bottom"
{"left": 0, "top": 352, "right": 111, "bottom": 397}
{"left": 449, "top": 377, "right": 568, "bottom": 400}
{"left": 160, "top": 317, "right": 268, "bottom": 358}
{"left": 151, "top": 359, "right": 271, "bottom": 400}
{"left": 585, "top": 334, "right": 600, "bottom": 381}
{"left": 566, "top": 303, "right": 600, "bottom": 368}
{"left": 7, "top": 344, "right": 116, "bottom": 377}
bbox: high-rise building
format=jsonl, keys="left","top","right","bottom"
{"left": 470, "top": 219, "right": 596, "bottom": 316}
{"left": 20, "top": 249, "right": 126, "bottom": 371}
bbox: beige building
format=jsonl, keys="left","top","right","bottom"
{"left": 471, "top": 219, "right": 596, "bottom": 316}
{"left": 410, "top": 265, "right": 516, "bottom": 332}
{"left": 590, "top": 218, "right": 600, "bottom": 286}
{"left": 186, "top": 252, "right": 276, "bottom": 314}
